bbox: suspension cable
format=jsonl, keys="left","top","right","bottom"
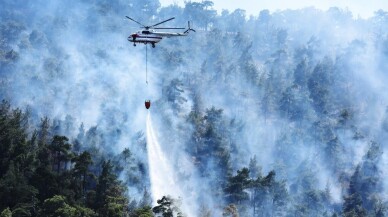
{"left": 146, "top": 43, "right": 148, "bottom": 84}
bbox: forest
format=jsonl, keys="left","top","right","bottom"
{"left": 1, "top": 0, "right": 388, "bottom": 216}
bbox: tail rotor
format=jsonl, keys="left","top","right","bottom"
{"left": 184, "top": 21, "right": 196, "bottom": 34}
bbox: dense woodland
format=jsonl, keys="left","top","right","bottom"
{"left": 1, "top": 0, "right": 388, "bottom": 216}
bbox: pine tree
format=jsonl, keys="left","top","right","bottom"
{"left": 49, "top": 136, "right": 73, "bottom": 173}
{"left": 130, "top": 206, "right": 153, "bottom": 217}
{"left": 40, "top": 195, "right": 96, "bottom": 217}
{"left": 72, "top": 151, "right": 93, "bottom": 199}
{"left": 95, "top": 160, "right": 128, "bottom": 217}
{"left": 225, "top": 168, "right": 251, "bottom": 205}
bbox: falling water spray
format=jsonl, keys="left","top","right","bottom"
{"left": 146, "top": 111, "right": 197, "bottom": 216}
{"left": 146, "top": 111, "right": 178, "bottom": 201}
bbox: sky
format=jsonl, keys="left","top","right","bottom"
{"left": 159, "top": 0, "right": 388, "bottom": 18}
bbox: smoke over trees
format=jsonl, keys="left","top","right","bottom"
{"left": 1, "top": 0, "right": 388, "bottom": 216}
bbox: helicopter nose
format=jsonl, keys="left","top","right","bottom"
{"left": 129, "top": 34, "right": 138, "bottom": 42}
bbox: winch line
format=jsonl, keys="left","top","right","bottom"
{"left": 146, "top": 43, "right": 148, "bottom": 84}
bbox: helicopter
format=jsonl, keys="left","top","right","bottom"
{"left": 126, "top": 16, "right": 195, "bottom": 48}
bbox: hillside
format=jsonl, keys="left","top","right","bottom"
{"left": 1, "top": 0, "right": 388, "bottom": 216}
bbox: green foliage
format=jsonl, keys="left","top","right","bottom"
{"left": 130, "top": 206, "right": 153, "bottom": 217}
{"left": 72, "top": 151, "right": 93, "bottom": 199}
{"left": 2, "top": 1, "right": 388, "bottom": 217}
{"left": 0, "top": 102, "right": 38, "bottom": 213}
{"left": 0, "top": 208, "right": 12, "bottom": 217}
{"left": 225, "top": 168, "right": 251, "bottom": 205}
{"left": 0, "top": 161, "right": 38, "bottom": 211}
{"left": 95, "top": 160, "right": 128, "bottom": 216}
{"left": 0, "top": 100, "right": 29, "bottom": 178}
{"left": 102, "top": 196, "right": 127, "bottom": 217}
{"left": 0, "top": 103, "right": 132, "bottom": 216}
{"left": 41, "top": 195, "right": 74, "bottom": 217}
{"left": 49, "top": 135, "right": 73, "bottom": 173}
{"left": 41, "top": 195, "right": 96, "bottom": 217}
{"left": 74, "top": 205, "right": 96, "bottom": 217}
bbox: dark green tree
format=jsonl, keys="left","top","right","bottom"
{"left": 0, "top": 101, "right": 29, "bottom": 178}
{"left": 72, "top": 151, "right": 93, "bottom": 199}
{"left": 130, "top": 206, "right": 153, "bottom": 217}
{"left": 40, "top": 195, "right": 95, "bottom": 217}
{"left": 37, "top": 117, "right": 50, "bottom": 148}
{"left": 31, "top": 144, "right": 57, "bottom": 202}
{"left": 49, "top": 136, "right": 73, "bottom": 173}
{"left": 94, "top": 160, "right": 128, "bottom": 217}
{"left": 0, "top": 161, "right": 38, "bottom": 216}
{"left": 225, "top": 168, "right": 251, "bottom": 205}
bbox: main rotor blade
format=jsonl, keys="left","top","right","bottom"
{"left": 125, "top": 16, "right": 145, "bottom": 27}
{"left": 150, "top": 17, "right": 175, "bottom": 28}
{"left": 153, "top": 27, "right": 185, "bottom": 29}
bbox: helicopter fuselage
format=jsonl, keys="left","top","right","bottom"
{"left": 128, "top": 29, "right": 190, "bottom": 47}
{"left": 128, "top": 31, "right": 162, "bottom": 46}
{"left": 126, "top": 16, "right": 195, "bottom": 47}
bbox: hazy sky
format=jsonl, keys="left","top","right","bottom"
{"left": 159, "top": 0, "right": 388, "bottom": 18}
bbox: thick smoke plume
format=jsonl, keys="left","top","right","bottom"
{"left": 1, "top": 0, "right": 388, "bottom": 216}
